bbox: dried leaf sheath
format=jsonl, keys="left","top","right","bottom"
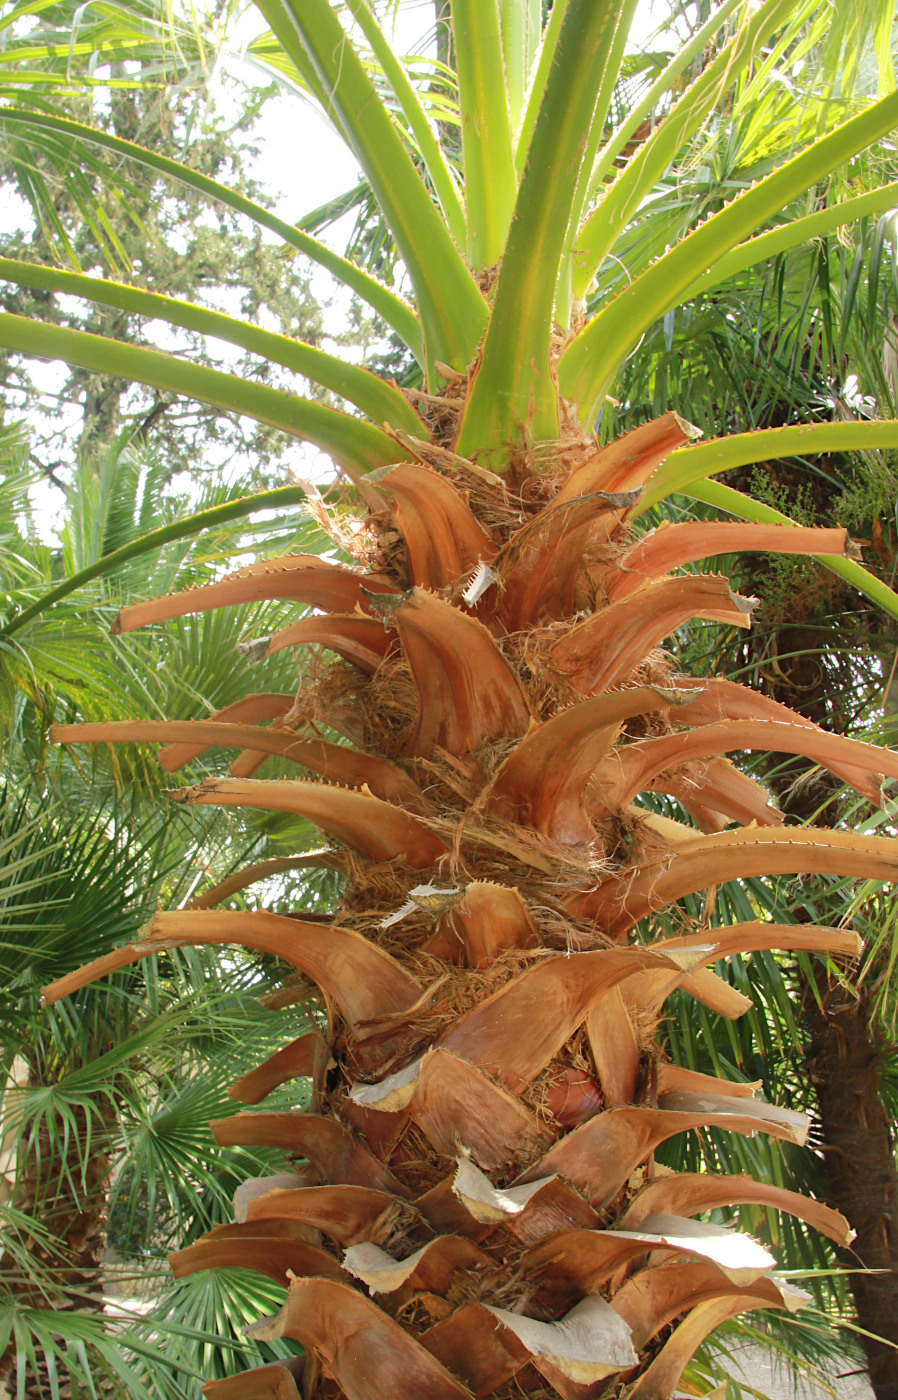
{"left": 608, "top": 520, "right": 855, "bottom": 599}
{"left": 49, "top": 423, "right": 898, "bottom": 1400}
{"left": 112, "top": 555, "right": 397, "bottom": 633}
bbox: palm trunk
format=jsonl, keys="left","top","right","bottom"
{"left": 0, "top": 1063, "right": 113, "bottom": 1399}
{"left": 805, "top": 979, "right": 898, "bottom": 1400}
{"left": 745, "top": 607, "right": 898, "bottom": 1400}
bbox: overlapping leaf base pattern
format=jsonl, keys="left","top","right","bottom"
{"left": 46, "top": 413, "right": 898, "bottom": 1399}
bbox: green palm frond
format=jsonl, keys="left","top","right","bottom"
{"left": 0, "top": 1304, "right": 201, "bottom": 1400}
{"left": 150, "top": 1269, "right": 303, "bottom": 1383}
{"left": 0, "top": 0, "right": 216, "bottom": 94}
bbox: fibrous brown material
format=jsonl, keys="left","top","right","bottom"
{"left": 50, "top": 420, "right": 898, "bottom": 1399}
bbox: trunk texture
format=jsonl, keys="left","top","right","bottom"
{"left": 754, "top": 612, "right": 898, "bottom": 1400}
{"left": 806, "top": 980, "right": 898, "bottom": 1400}
{"left": 0, "top": 1074, "right": 113, "bottom": 1399}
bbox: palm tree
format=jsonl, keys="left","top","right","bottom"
{"left": 8, "top": 1, "right": 898, "bottom": 1396}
